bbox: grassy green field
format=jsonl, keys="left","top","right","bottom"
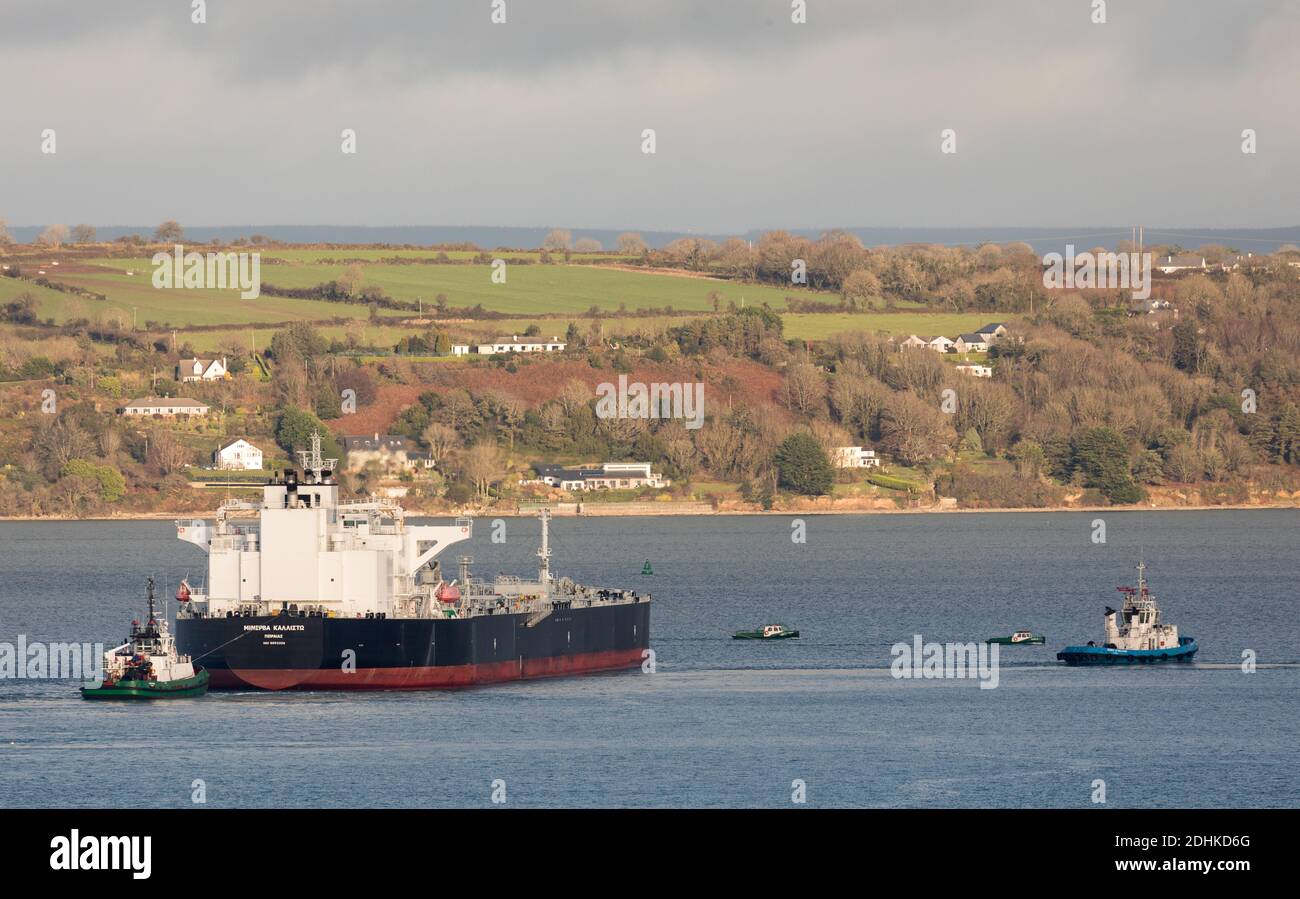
{"left": 0, "top": 277, "right": 77, "bottom": 315}
{"left": 248, "top": 262, "right": 804, "bottom": 314}
{"left": 34, "top": 258, "right": 818, "bottom": 323}
{"left": 24, "top": 262, "right": 375, "bottom": 327}
{"left": 6, "top": 255, "right": 1015, "bottom": 351}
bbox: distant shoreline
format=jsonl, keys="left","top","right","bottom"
{"left": 5, "top": 224, "right": 1298, "bottom": 255}
{"left": 2, "top": 502, "right": 1297, "bottom": 522}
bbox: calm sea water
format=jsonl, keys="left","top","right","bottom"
{"left": 1, "top": 511, "right": 1297, "bottom": 809}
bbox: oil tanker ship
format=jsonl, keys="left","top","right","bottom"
{"left": 173, "top": 433, "right": 650, "bottom": 690}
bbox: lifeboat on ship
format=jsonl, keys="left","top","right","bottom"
{"left": 435, "top": 581, "right": 461, "bottom": 604}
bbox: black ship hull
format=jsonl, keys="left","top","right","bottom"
{"left": 175, "top": 600, "right": 650, "bottom": 690}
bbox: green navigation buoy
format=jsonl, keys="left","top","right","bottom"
{"left": 641, "top": 560, "right": 654, "bottom": 576}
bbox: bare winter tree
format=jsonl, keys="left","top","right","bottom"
{"left": 780, "top": 362, "right": 828, "bottom": 417}
{"left": 460, "top": 441, "right": 505, "bottom": 502}
{"left": 441, "top": 388, "right": 475, "bottom": 431}
{"left": 148, "top": 428, "right": 192, "bottom": 475}
{"left": 616, "top": 232, "right": 647, "bottom": 254}
{"left": 71, "top": 224, "right": 97, "bottom": 244}
{"left": 37, "top": 223, "right": 70, "bottom": 247}
{"left": 830, "top": 365, "right": 891, "bottom": 440}
{"left": 493, "top": 394, "right": 526, "bottom": 447}
{"left": 99, "top": 427, "right": 123, "bottom": 459}
{"left": 557, "top": 379, "right": 591, "bottom": 419}
{"left": 658, "top": 420, "right": 697, "bottom": 478}
{"left": 841, "top": 269, "right": 882, "bottom": 309}
{"left": 337, "top": 263, "right": 364, "bottom": 297}
{"left": 880, "top": 392, "right": 956, "bottom": 466}
{"left": 34, "top": 418, "right": 95, "bottom": 474}
{"left": 421, "top": 422, "right": 459, "bottom": 467}
{"left": 542, "top": 229, "right": 572, "bottom": 251}
{"left": 154, "top": 220, "right": 184, "bottom": 242}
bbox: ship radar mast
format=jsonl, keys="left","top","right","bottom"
{"left": 1136, "top": 559, "right": 1146, "bottom": 595}
{"left": 297, "top": 430, "right": 337, "bottom": 484}
{"left": 536, "top": 508, "right": 552, "bottom": 588}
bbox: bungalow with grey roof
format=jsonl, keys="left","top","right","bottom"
{"left": 954, "top": 333, "right": 990, "bottom": 353}
{"left": 120, "top": 397, "right": 210, "bottom": 417}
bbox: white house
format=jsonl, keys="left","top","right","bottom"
{"left": 1128, "top": 298, "right": 1178, "bottom": 317}
{"left": 977, "top": 323, "right": 1008, "bottom": 341}
{"left": 476, "top": 335, "right": 566, "bottom": 355}
{"left": 927, "top": 336, "right": 956, "bottom": 353}
{"left": 955, "top": 363, "right": 993, "bottom": 378}
{"left": 831, "top": 446, "right": 882, "bottom": 469}
{"left": 177, "top": 357, "right": 229, "bottom": 382}
{"left": 954, "top": 333, "right": 989, "bottom": 353}
{"left": 120, "top": 397, "right": 210, "bottom": 417}
{"left": 534, "top": 462, "right": 670, "bottom": 490}
{"left": 1156, "top": 254, "right": 1208, "bottom": 274}
{"left": 898, "top": 334, "right": 928, "bottom": 350}
{"left": 450, "top": 343, "right": 471, "bottom": 356}
{"left": 341, "top": 434, "right": 435, "bottom": 474}
{"left": 214, "top": 438, "right": 264, "bottom": 470}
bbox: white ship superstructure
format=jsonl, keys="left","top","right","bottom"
{"left": 1103, "top": 562, "right": 1180, "bottom": 651}
{"left": 175, "top": 432, "right": 643, "bottom": 624}
{"left": 176, "top": 433, "right": 475, "bottom": 619}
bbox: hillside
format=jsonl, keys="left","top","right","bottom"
{"left": 2, "top": 233, "right": 1299, "bottom": 518}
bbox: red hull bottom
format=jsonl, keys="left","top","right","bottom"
{"left": 206, "top": 648, "right": 646, "bottom": 691}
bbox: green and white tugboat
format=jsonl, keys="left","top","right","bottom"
{"left": 733, "top": 623, "right": 800, "bottom": 640}
{"left": 986, "top": 629, "right": 1046, "bottom": 645}
{"left": 81, "top": 577, "right": 209, "bottom": 700}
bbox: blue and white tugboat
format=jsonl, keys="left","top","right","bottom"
{"left": 1057, "top": 562, "right": 1197, "bottom": 665}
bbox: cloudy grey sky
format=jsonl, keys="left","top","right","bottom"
{"left": 1, "top": 0, "right": 1297, "bottom": 232}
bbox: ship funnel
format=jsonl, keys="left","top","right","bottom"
{"left": 1103, "top": 606, "right": 1120, "bottom": 643}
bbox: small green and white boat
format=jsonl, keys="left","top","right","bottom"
{"left": 733, "top": 623, "right": 800, "bottom": 640}
{"left": 81, "top": 577, "right": 209, "bottom": 700}
{"left": 986, "top": 629, "right": 1046, "bottom": 645}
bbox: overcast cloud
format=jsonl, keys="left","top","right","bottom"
{"left": 1, "top": 0, "right": 1296, "bottom": 231}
